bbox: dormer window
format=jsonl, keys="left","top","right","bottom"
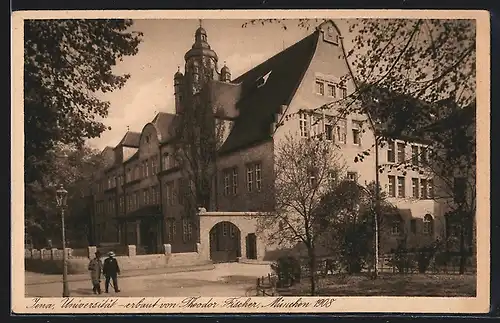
{"left": 256, "top": 71, "right": 272, "bottom": 88}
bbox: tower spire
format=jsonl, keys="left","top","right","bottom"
{"left": 199, "top": 19, "right": 202, "bottom": 28}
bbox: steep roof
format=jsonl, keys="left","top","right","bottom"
{"left": 151, "top": 112, "right": 176, "bottom": 143}
{"left": 218, "top": 30, "right": 320, "bottom": 154}
{"left": 117, "top": 131, "right": 141, "bottom": 148}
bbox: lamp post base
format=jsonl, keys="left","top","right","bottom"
{"left": 62, "top": 283, "right": 70, "bottom": 297}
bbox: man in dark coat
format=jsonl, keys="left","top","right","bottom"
{"left": 102, "top": 251, "right": 121, "bottom": 293}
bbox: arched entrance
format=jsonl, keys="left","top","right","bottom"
{"left": 209, "top": 221, "right": 241, "bottom": 263}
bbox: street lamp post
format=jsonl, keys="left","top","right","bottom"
{"left": 56, "top": 184, "right": 70, "bottom": 297}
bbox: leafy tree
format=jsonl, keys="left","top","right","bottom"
{"left": 255, "top": 135, "right": 344, "bottom": 295}
{"left": 24, "top": 19, "right": 142, "bottom": 247}
{"left": 24, "top": 19, "right": 143, "bottom": 183}
{"left": 317, "top": 181, "right": 398, "bottom": 274}
{"left": 25, "top": 144, "right": 106, "bottom": 248}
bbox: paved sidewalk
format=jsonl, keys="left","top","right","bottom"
{"left": 25, "top": 263, "right": 215, "bottom": 285}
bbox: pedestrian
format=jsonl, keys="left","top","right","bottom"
{"left": 87, "top": 250, "right": 103, "bottom": 294}
{"left": 103, "top": 251, "right": 121, "bottom": 293}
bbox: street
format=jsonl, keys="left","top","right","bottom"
{"left": 25, "top": 263, "right": 273, "bottom": 297}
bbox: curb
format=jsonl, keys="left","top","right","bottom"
{"left": 26, "top": 263, "right": 216, "bottom": 286}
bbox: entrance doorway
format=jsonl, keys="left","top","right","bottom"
{"left": 209, "top": 221, "right": 241, "bottom": 263}
{"left": 246, "top": 233, "right": 257, "bottom": 259}
{"left": 139, "top": 218, "right": 161, "bottom": 254}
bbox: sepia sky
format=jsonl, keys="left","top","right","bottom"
{"left": 88, "top": 18, "right": 353, "bottom": 150}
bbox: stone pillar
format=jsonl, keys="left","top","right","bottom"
{"left": 51, "top": 248, "right": 58, "bottom": 260}
{"left": 163, "top": 244, "right": 171, "bottom": 255}
{"left": 88, "top": 246, "right": 97, "bottom": 258}
{"left": 136, "top": 221, "right": 141, "bottom": 246}
{"left": 65, "top": 248, "right": 72, "bottom": 259}
{"left": 196, "top": 243, "right": 201, "bottom": 254}
{"left": 127, "top": 245, "right": 136, "bottom": 257}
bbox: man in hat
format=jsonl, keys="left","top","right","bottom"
{"left": 87, "top": 250, "right": 103, "bottom": 294}
{"left": 102, "top": 251, "right": 121, "bottom": 293}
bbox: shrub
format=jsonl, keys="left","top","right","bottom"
{"left": 272, "top": 256, "right": 302, "bottom": 288}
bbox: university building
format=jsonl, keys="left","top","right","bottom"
{"left": 88, "top": 20, "right": 463, "bottom": 262}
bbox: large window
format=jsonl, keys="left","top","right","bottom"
{"left": 352, "top": 120, "right": 362, "bottom": 145}
{"left": 387, "top": 141, "right": 395, "bottom": 163}
{"left": 423, "top": 214, "right": 434, "bottom": 235}
{"left": 255, "top": 163, "right": 262, "bottom": 191}
{"left": 420, "top": 179, "right": 428, "bottom": 199}
{"left": 325, "top": 117, "right": 333, "bottom": 141}
{"left": 391, "top": 216, "right": 402, "bottom": 235}
{"left": 166, "top": 218, "right": 176, "bottom": 243}
{"left": 246, "top": 163, "right": 262, "bottom": 192}
{"left": 411, "top": 145, "right": 419, "bottom": 166}
{"left": 299, "top": 113, "right": 308, "bottom": 138}
{"left": 165, "top": 182, "right": 174, "bottom": 206}
{"left": 315, "top": 80, "right": 324, "bottom": 95}
{"left": 397, "top": 176, "right": 405, "bottom": 197}
{"left": 347, "top": 171, "right": 358, "bottom": 182}
{"left": 327, "top": 84, "right": 336, "bottom": 97}
{"left": 232, "top": 168, "right": 238, "bottom": 195}
{"left": 223, "top": 170, "right": 230, "bottom": 196}
{"left": 182, "top": 218, "right": 193, "bottom": 242}
{"left": 412, "top": 178, "right": 419, "bottom": 198}
{"left": 335, "top": 117, "right": 347, "bottom": 143}
{"left": 397, "top": 142, "right": 405, "bottom": 163}
{"left": 388, "top": 175, "right": 396, "bottom": 197}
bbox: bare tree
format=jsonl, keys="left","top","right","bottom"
{"left": 255, "top": 134, "right": 344, "bottom": 295}
{"left": 170, "top": 67, "right": 227, "bottom": 242}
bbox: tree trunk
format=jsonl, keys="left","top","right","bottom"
{"left": 308, "top": 247, "right": 317, "bottom": 296}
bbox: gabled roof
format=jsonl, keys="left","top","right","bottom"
{"left": 218, "top": 30, "right": 320, "bottom": 154}
{"left": 117, "top": 131, "right": 141, "bottom": 148}
{"left": 151, "top": 112, "right": 176, "bottom": 143}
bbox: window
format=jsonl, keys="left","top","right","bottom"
{"left": 299, "top": 113, "right": 309, "bottom": 138}
{"left": 325, "top": 117, "right": 334, "bottom": 141}
{"left": 397, "top": 176, "right": 405, "bottom": 197}
{"left": 335, "top": 117, "right": 347, "bottom": 143}
{"left": 127, "top": 194, "right": 131, "bottom": 211}
{"left": 222, "top": 222, "right": 228, "bottom": 236}
{"left": 232, "top": 168, "right": 238, "bottom": 195}
{"left": 327, "top": 84, "right": 336, "bottom": 97}
{"left": 308, "top": 169, "right": 317, "bottom": 187}
{"left": 341, "top": 87, "right": 347, "bottom": 99}
{"left": 411, "top": 145, "right": 419, "bottom": 166}
{"left": 166, "top": 182, "right": 174, "bottom": 206}
{"left": 133, "top": 191, "right": 139, "bottom": 209}
{"left": 166, "top": 218, "right": 176, "bottom": 242}
{"left": 410, "top": 219, "right": 417, "bottom": 234}
{"left": 134, "top": 166, "right": 140, "bottom": 180}
{"left": 145, "top": 160, "right": 150, "bottom": 177}
{"left": 151, "top": 186, "right": 158, "bottom": 204}
{"left": 388, "top": 175, "right": 396, "bottom": 197}
{"left": 387, "top": 141, "right": 395, "bottom": 163}
{"left": 152, "top": 158, "right": 157, "bottom": 174}
{"left": 315, "top": 80, "right": 324, "bottom": 95}
{"left": 421, "top": 147, "right": 428, "bottom": 165}
{"left": 182, "top": 218, "right": 192, "bottom": 242}
{"left": 412, "top": 178, "right": 419, "bottom": 198}
{"left": 229, "top": 224, "right": 236, "bottom": 238}
{"left": 347, "top": 171, "right": 358, "bottom": 182}
{"left": 311, "top": 115, "right": 320, "bottom": 138}
{"left": 453, "top": 177, "right": 466, "bottom": 203}
{"left": 246, "top": 165, "right": 254, "bottom": 192}
{"left": 391, "top": 218, "right": 401, "bottom": 235}
{"left": 163, "top": 153, "right": 169, "bottom": 170}
{"left": 397, "top": 142, "right": 405, "bottom": 163}
{"left": 352, "top": 121, "right": 362, "bottom": 145}
{"left": 420, "top": 179, "right": 428, "bottom": 199}
{"left": 223, "top": 171, "right": 230, "bottom": 196}
{"left": 143, "top": 188, "right": 149, "bottom": 205}
{"left": 423, "top": 214, "right": 433, "bottom": 235}
{"left": 255, "top": 163, "right": 262, "bottom": 192}
{"left": 126, "top": 168, "right": 132, "bottom": 182}
{"left": 119, "top": 196, "right": 124, "bottom": 213}
{"left": 428, "top": 179, "right": 434, "bottom": 199}
{"left": 328, "top": 170, "right": 338, "bottom": 184}
{"left": 178, "top": 179, "right": 186, "bottom": 205}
